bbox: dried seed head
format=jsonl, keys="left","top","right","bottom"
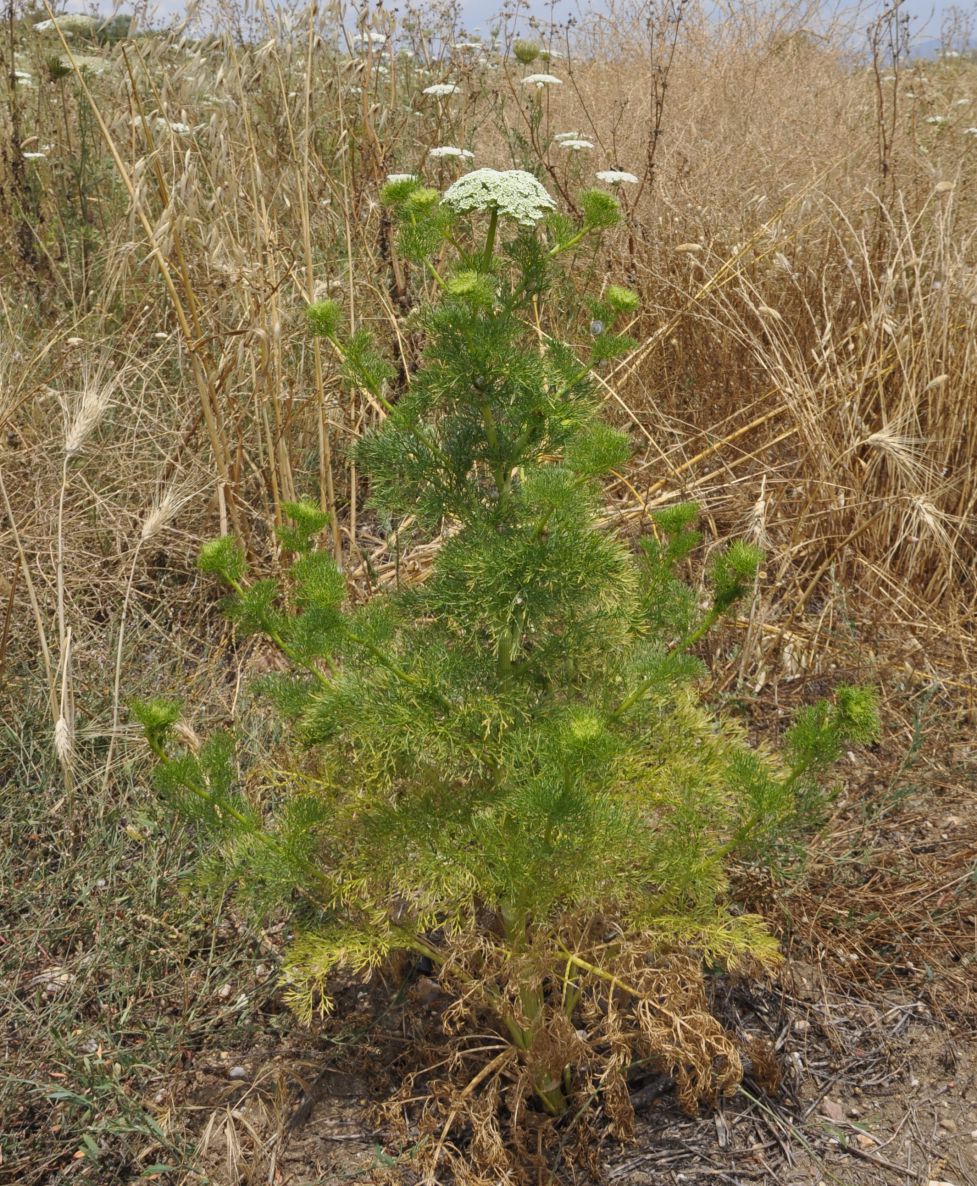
{"left": 140, "top": 490, "right": 183, "bottom": 543}
{"left": 54, "top": 714, "right": 74, "bottom": 768}
{"left": 861, "top": 418, "right": 931, "bottom": 485}
{"left": 64, "top": 379, "right": 112, "bottom": 458}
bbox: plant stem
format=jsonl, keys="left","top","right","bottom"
{"left": 609, "top": 608, "right": 721, "bottom": 720}
{"left": 483, "top": 206, "right": 499, "bottom": 270}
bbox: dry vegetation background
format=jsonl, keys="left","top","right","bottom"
{"left": 1, "top": 0, "right": 976, "bottom": 1182}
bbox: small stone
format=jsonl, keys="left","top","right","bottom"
{"left": 939, "top": 1117, "right": 957, "bottom": 1132}
{"left": 227, "top": 1066, "right": 248, "bottom": 1081}
{"left": 820, "top": 1097, "right": 846, "bottom": 1123}
{"left": 854, "top": 1133, "right": 876, "bottom": 1149}
{"left": 217, "top": 983, "right": 232, "bottom": 1000}
{"left": 414, "top": 976, "right": 444, "bottom": 1004}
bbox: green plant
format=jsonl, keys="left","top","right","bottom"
{"left": 135, "top": 168, "right": 878, "bottom": 1161}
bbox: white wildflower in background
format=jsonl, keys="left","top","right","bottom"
{"left": 23, "top": 151, "right": 48, "bottom": 160}
{"left": 14, "top": 70, "right": 33, "bottom": 85}
{"left": 428, "top": 146, "right": 474, "bottom": 159}
{"left": 521, "top": 74, "right": 562, "bottom": 88}
{"left": 553, "top": 132, "right": 581, "bottom": 141}
{"left": 925, "top": 115, "right": 948, "bottom": 126}
{"left": 132, "top": 116, "right": 193, "bottom": 135}
{"left": 963, "top": 127, "right": 977, "bottom": 136}
{"left": 387, "top": 173, "right": 418, "bottom": 183}
{"left": 954, "top": 97, "right": 971, "bottom": 105}
{"left": 558, "top": 139, "right": 593, "bottom": 151}
{"left": 442, "top": 168, "right": 556, "bottom": 225}
{"left": 422, "top": 83, "right": 461, "bottom": 97}
{"left": 595, "top": 169, "right": 638, "bottom": 185}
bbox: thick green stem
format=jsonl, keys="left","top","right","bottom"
{"left": 483, "top": 206, "right": 499, "bottom": 270}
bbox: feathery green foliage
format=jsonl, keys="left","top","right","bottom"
{"left": 139, "top": 169, "right": 878, "bottom": 1120}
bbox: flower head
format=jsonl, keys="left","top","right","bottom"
{"left": 558, "top": 139, "right": 593, "bottom": 151}
{"left": 513, "top": 39, "right": 539, "bottom": 65}
{"left": 553, "top": 131, "right": 581, "bottom": 141}
{"left": 521, "top": 73, "right": 562, "bottom": 88}
{"left": 428, "top": 146, "right": 475, "bottom": 160}
{"left": 596, "top": 169, "right": 638, "bottom": 185}
{"left": 387, "top": 173, "right": 418, "bottom": 183}
{"left": 422, "top": 83, "right": 461, "bottom": 97}
{"left": 442, "top": 168, "right": 556, "bottom": 225}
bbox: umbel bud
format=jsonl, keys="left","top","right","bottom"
{"left": 513, "top": 39, "right": 539, "bottom": 64}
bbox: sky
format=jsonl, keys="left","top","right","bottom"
{"left": 51, "top": 0, "right": 967, "bottom": 51}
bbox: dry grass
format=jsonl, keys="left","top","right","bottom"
{"left": 2, "top": 1, "right": 976, "bottom": 1182}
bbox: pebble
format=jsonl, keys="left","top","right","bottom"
{"left": 227, "top": 1066, "right": 248, "bottom": 1081}
{"left": 820, "top": 1097, "right": 846, "bottom": 1123}
{"left": 939, "top": 1117, "right": 957, "bottom": 1132}
{"left": 413, "top": 976, "right": 444, "bottom": 1005}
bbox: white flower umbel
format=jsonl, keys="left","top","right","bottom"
{"left": 521, "top": 73, "right": 562, "bottom": 88}
{"left": 422, "top": 83, "right": 461, "bottom": 97}
{"left": 387, "top": 173, "right": 418, "bottom": 182}
{"left": 428, "top": 146, "right": 475, "bottom": 159}
{"left": 925, "top": 115, "right": 948, "bottom": 126}
{"left": 596, "top": 169, "right": 639, "bottom": 185}
{"left": 442, "top": 168, "right": 555, "bottom": 226}
{"left": 558, "top": 139, "right": 593, "bottom": 151}
{"left": 964, "top": 127, "right": 977, "bottom": 136}
{"left": 553, "top": 131, "right": 581, "bottom": 141}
